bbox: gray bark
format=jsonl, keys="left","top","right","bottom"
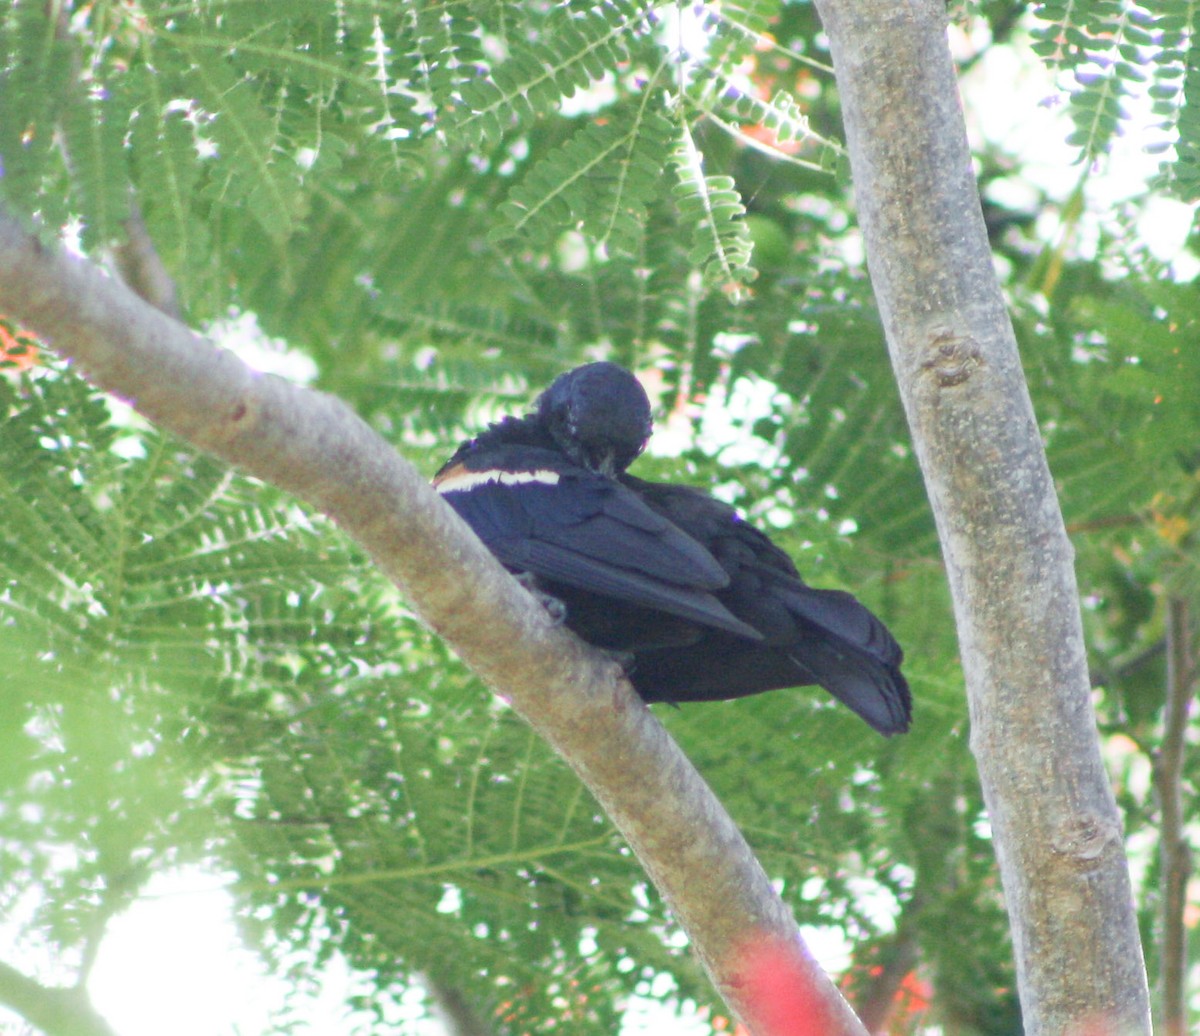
{"left": 812, "top": 2, "right": 1151, "bottom": 1032}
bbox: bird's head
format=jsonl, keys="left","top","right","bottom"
{"left": 536, "top": 362, "right": 653, "bottom": 477}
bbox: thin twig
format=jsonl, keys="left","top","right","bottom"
{"left": 113, "top": 205, "right": 182, "bottom": 319}
{"left": 1155, "top": 596, "right": 1195, "bottom": 1036}
{"left": 853, "top": 923, "right": 921, "bottom": 1034}
{"left": 424, "top": 975, "right": 496, "bottom": 1036}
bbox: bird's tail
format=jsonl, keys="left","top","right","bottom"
{"left": 785, "top": 587, "right": 912, "bottom": 736}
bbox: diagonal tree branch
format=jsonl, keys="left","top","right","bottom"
{"left": 0, "top": 961, "right": 118, "bottom": 1036}
{"left": 0, "top": 209, "right": 868, "bottom": 1035}
{"left": 812, "top": 1, "right": 1151, "bottom": 1032}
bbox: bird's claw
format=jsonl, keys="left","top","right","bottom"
{"left": 515, "top": 571, "right": 568, "bottom": 626}
{"left": 603, "top": 649, "right": 635, "bottom": 673}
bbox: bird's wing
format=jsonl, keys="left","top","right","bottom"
{"left": 435, "top": 447, "right": 761, "bottom": 640}
{"left": 626, "top": 477, "right": 911, "bottom": 733}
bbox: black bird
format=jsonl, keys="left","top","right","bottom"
{"left": 434, "top": 362, "right": 911, "bottom": 735}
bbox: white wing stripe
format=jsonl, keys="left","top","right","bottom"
{"left": 435, "top": 467, "right": 561, "bottom": 494}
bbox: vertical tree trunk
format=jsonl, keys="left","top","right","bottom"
{"left": 811, "top": 2, "right": 1151, "bottom": 1032}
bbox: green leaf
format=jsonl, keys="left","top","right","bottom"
{"left": 494, "top": 100, "right": 674, "bottom": 256}
{"left": 671, "top": 128, "right": 756, "bottom": 291}
{"left": 181, "top": 53, "right": 307, "bottom": 241}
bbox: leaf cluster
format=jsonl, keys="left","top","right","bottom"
{"left": 1030, "top": 0, "right": 1200, "bottom": 190}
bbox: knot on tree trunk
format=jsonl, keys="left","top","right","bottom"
{"left": 1051, "top": 812, "right": 1122, "bottom": 864}
{"left": 920, "top": 330, "right": 983, "bottom": 388}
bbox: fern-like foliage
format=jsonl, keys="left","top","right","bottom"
{"left": 1027, "top": 0, "right": 1200, "bottom": 205}
{"left": 694, "top": 76, "right": 843, "bottom": 174}
{"left": 448, "top": 0, "right": 660, "bottom": 145}
{"left": 493, "top": 96, "right": 675, "bottom": 255}
{"left": 346, "top": 319, "right": 559, "bottom": 445}
{"left": 0, "top": 366, "right": 395, "bottom": 943}
{"left": 127, "top": 65, "right": 210, "bottom": 284}
{"left": 695, "top": 0, "right": 780, "bottom": 70}
{"left": 0, "top": 0, "right": 837, "bottom": 323}
{"left": 671, "top": 126, "right": 757, "bottom": 291}
{"left": 684, "top": 0, "right": 842, "bottom": 171}
{"left": 1030, "top": 1, "right": 1179, "bottom": 166}
{"left": 1140, "top": 1, "right": 1200, "bottom": 199}
{"left": 0, "top": 4, "right": 78, "bottom": 233}
{"left": 1171, "top": 52, "right": 1200, "bottom": 199}
{"left": 405, "top": 0, "right": 490, "bottom": 132}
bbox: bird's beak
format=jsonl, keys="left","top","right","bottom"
{"left": 596, "top": 453, "right": 617, "bottom": 479}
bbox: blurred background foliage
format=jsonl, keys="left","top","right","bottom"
{"left": 0, "top": 1, "right": 1197, "bottom": 1033}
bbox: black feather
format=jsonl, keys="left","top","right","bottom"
{"left": 434, "top": 363, "right": 912, "bottom": 735}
